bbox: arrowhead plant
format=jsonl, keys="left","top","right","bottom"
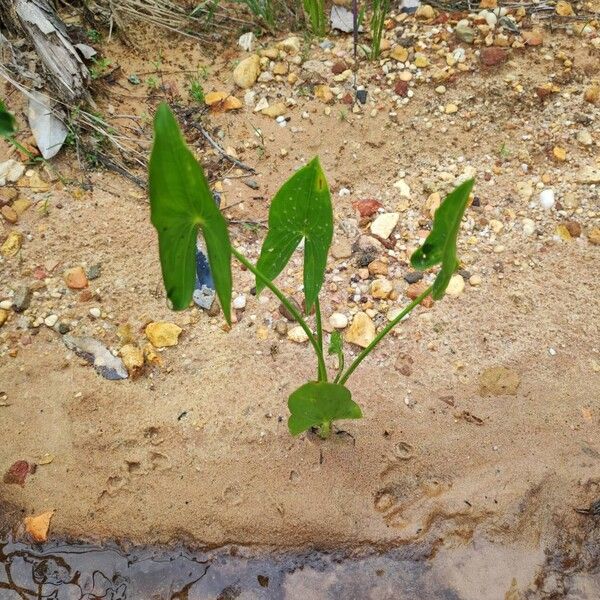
{"left": 148, "top": 103, "right": 475, "bottom": 439}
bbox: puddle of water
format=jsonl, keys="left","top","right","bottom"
{"left": 1, "top": 534, "right": 599, "bottom": 599}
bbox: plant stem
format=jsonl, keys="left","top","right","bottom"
{"left": 314, "top": 297, "right": 326, "bottom": 381}
{"left": 319, "top": 420, "right": 331, "bottom": 439}
{"left": 231, "top": 247, "right": 328, "bottom": 382}
{"left": 338, "top": 286, "right": 433, "bottom": 385}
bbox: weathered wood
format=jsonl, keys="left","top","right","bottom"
{"left": 0, "top": 0, "right": 89, "bottom": 103}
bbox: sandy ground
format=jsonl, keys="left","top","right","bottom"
{"left": 1, "top": 8, "right": 600, "bottom": 597}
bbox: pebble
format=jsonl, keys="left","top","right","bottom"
{"left": 469, "top": 274, "right": 482, "bottom": 286}
{"left": 445, "top": 274, "right": 465, "bottom": 297}
{"left": 329, "top": 312, "right": 348, "bottom": 329}
{"left": 12, "top": 285, "right": 31, "bottom": 312}
{"left": 345, "top": 312, "right": 376, "bottom": 348}
{"left": 370, "top": 212, "right": 399, "bottom": 239}
{"left": 64, "top": 267, "right": 89, "bottom": 290}
{"left": 44, "top": 314, "right": 59, "bottom": 327}
{"left": 1, "top": 231, "right": 23, "bottom": 257}
{"left": 539, "top": 189, "right": 555, "bottom": 209}
{"left": 145, "top": 322, "right": 182, "bottom": 348}
{"left": 371, "top": 278, "right": 393, "bottom": 299}
{"left": 287, "top": 325, "right": 308, "bottom": 343}
{"left": 120, "top": 344, "right": 145, "bottom": 375}
{"left": 0, "top": 308, "right": 8, "bottom": 327}
{"left": 479, "top": 366, "right": 521, "bottom": 396}
{"left": 331, "top": 240, "right": 353, "bottom": 259}
{"left": 232, "top": 294, "right": 247, "bottom": 310}
{"left": 522, "top": 218, "right": 536, "bottom": 235}
{"left": 89, "top": 307, "right": 102, "bottom": 318}
{"left": 233, "top": 54, "right": 261, "bottom": 89}
{"left": 576, "top": 130, "right": 593, "bottom": 146}
{"left": 404, "top": 271, "right": 423, "bottom": 284}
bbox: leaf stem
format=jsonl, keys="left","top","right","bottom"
{"left": 231, "top": 247, "right": 328, "bottom": 382}
{"left": 314, "top": 297, "right": 327, "bottom": 381}
{"left": 338, "top": 286, "right": 433, "bottom": 385}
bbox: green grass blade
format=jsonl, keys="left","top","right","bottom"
{"left": 410, "top": 179, "right": 474, "bottom": 300}
{"left": 149, "top": 103, "right": 232, "bottom": 320}
{"left": 256, "top": 157, "right": 333, "bottom": 312}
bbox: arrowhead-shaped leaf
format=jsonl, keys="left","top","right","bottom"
{"left": 149, "top": 103, "right": 232, "bottom": 320}
{"left": 288, "top": 381, "right": 362, "bottom": 436}
{"left": 256, "top": 158, "right": 333, "bottom": 312}
{"left": 0, "top": 100, "right": 17, "bottom": 137}
{"left": 410, "top": 179, "right": 473, "bottom": 300}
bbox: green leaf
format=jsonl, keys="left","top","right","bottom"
{"left": 288, "top": 381, "right": 362, "bottom": 436}
{"left": 149, "top": 103, "right": 232, "bottom": 319}
{"left": 328, "top": 330, "right": 343, "bottom": 357}
{"left": 0, "top": 100, "right": 17, "bottom": 137}
{"left": 410, "top": 179, "right": 474, "bottom": 300}
{"left": 256, "top": 157, "right": 333, "bottom": 312}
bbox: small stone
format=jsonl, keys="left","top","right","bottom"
{"left": 552, "top": 146, "right": 567, "bottom": 162}
{"left": 120, "top": 344, "right": 145, "bottom": 375}
{"left": 44, "top": 314, "right": 58, "bottom": 327}
{"left": 89, "top": 307, "right": 102, "bottom": 318}
{"left": 406, "top": 282, "right": 433, "bottom": 308}
{"left": 353, "top": 198, "right": 383, "bottom": 217}
{"left": 371, "top": 212, "right": 399, "bottom": 239}
{"left": 414, "top": 54, "right": 429, "bottom": 68}
{"left": 479, "top": 366, "right": 521, "bottom": 396}
{"left": 64, "top": 267, "right": 88, "bottom": 290}
{"left": 331, "top": 240, "right": 353, "bottom": 259}
{"left": 521, "top": 30, "right": 543, "bottom": 46}
{"left": 479, "top": 47, "right": 507, "bottom": 66}
{"left": 275, "top": 320, "right": 288, "bottom": 336}
{"left": 445, "top": 103, "right": 459, "bottom": 114}
{"left": 238, "top": 31, "right": 256, "bottom": 52}
{"left": 368, "top": 260, "right": 388, "bottom": 276}
{"left": 522, "top": 218, "right": 536, "bottom": 235}
{"left": 279, "top": 297, "right": 302, "bottom": 321}
{"left": 272, "top": 62, "right": 289, "bottom": 75}
{"left": 390, "top": 46, "right": 409, "bottom": 62}
{"left": 584, "top": 85, "right": 600, "bottom": 105}
{"left": 314, "top": 85, "right": 334, "bottom": 103}
{"left": 12, "top": 285, "right": 32, "bottom": 312}
{"left": 1, "top": 205, "right": 18, "bottom": 223}
{"left": 287, "top": 325, "right": 308, "bottom": 343}
{"left": 345, "top": 312, "right": 376, "bottom": 348}
{"left": 563, "top": 221, "right": 581, "bottom": 238}
{"left": 371, "top": 278, "right": 393, "bottom": 299}
{"left": 145, "top": 322, "right": 182, "bottom": 348}
{"left": 445, "top": 274, "right": 465, "bottom": 297}
{"left": 539, "top": 189, "right": 555, "bottom": 209}
{"left": 555, "top": 1, "right": 574, "bottom": 16}
{"left": 232, "top": 294, "right": 247, "bottom": 310}
{"left": 576, "top": 130, "right": 593, "bottom": 146}
{"left": 0, "top": 309, "right": 8, "bottom": 327}
{"left": 393, "top": 179, "right": 411, "bottom": 198}
{"left": 278, "top": 36, "right": 301, "bottom": 55}
{"left": 233, "top": 55, "right": 261, "bottom": 89}
{"left": 260, "top": 102, "right": 287, "bottom": 118}
{"left": 87, "top": 264, "right": 102, "bottom": 280}
{"left": 0, "top": 159, "right": 26, "bottom": 183}
{"left": 415, "top": 4, "right": 435, "bottom": 19}
{"left": 12, "top": 198, "right": 31, "bottom": 216}
{"left": 1, "top": 231, "right": 22, "bottom": 257}
{"left": 424, "top": 192, "right": 441, "bottom": 217}
{"left": 329, "top": 312, "right": 348, "bottom": 329}
{"left": 404, "top": 272, "right": 423, "bottom": 284}
{"left": 455, "top": 22, "right": 476, "bottom": 44}
{"left": 588, "top": 228, "right": 600, "bottom": 245}
{"left": 469, "top": 274, "right": 482, "bottom": 286}
{"left": 394, "top": 80, "right": 409, "bottom": 97}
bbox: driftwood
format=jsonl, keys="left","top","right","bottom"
{"left": 0, "top": 0, "right": 89, "bottom": 104}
